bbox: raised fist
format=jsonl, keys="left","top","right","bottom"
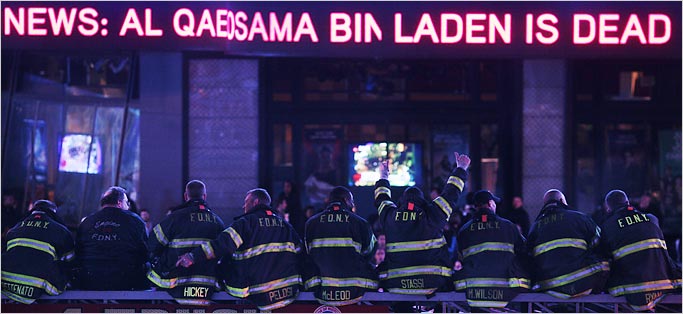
{"left": 454, "top": 152, "right": 471, "bottom": 171}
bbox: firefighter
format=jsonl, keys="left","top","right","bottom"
{"left": 177, "top": 188, "right": 302, "bottom": 311}
{"left": 304, "top": 186, "right": 378, "bottom": 306}
{"left": 374, "top": 152, "right": 470, "bottom": 295}
{"left": 1, "top": 200, "right": 75, "bottom": 304}
{"left": 527, "top": 189, "right": 609, "bottom": 299}
{"left": 599, "top": 189, "right": 681, "bottom": 311}
{"left": 454, "top": 190, "right": 530, "bottom": 309}
{"left": 147, "top": 180, "right": 226, "bottom": 305}
{"left": 75, "top": 186, "right": 149, "bottom": 290}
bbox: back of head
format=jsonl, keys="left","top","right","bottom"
{"left": 472, "top": 190, "right": 500, "bottom": 207}
{"left": 328, "top": 186, "right": 354, "bottom": 209}
{"left": 543, "top": 189, "right": 567, "bottom": 206}
{"left": 401, "top": 186, "right": 424, "bottom": 203}
{"left": 100, "top": 186, "right": 127, "bottom": 207}
{"left": 605, "top": 189, "right": 629, "bottom": 212}
{"left": 185, "top": 180, "right": 207, "bottom": 200}
{"left": 32, "top": 199, "right": 57, "bottom": 213}
{"left": 248, "top": 188, "right": 272, "bottom": 206}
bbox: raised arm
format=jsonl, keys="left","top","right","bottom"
{"left": 431, "top": 152, "right": 470, "bottom": 220}
{"left": 374, "top": 160, "right": 396, "bottom": 219}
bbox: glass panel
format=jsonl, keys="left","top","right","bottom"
{"left": 575, "top": 124, "right": 597, "bottom": 213}
{"left": 431, "top": 125, "right": 470, "bottom": 193}
{"left": 603, "top": 124, "right": 651, "bottom": 199}
{"left": 301, "top": 125, "right": 344, "bottom": 208}
{"left": 479, "top": 62, "right": 497, "bottom": 102}
{"left": 272, "top": 124, "right": 293, "bottom": 167}
{"left": 408, "top": 62, "right": 469, "bottom": 101}
{"left": 481, "top": 124, "right": 499, "bottom": 194}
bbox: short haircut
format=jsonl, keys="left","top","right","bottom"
{"left": 605, "top": 190, "right": 629, "bottom": 210}
{"left": 101, "top": 186, "right": 127, "bottom": 207}
{"left": 32, "top": 200, "right": 57, "bottom": 213}
{"left": 185, "top": 180, "right": 206, "bottom": 199}
{"left": 543, "top": 189, "right": 567, "bottom": 205}
{"left": 328, "top": 186, "right": 354, "bottom": 208}
{"left": 248, "top": 188, "right": 271, "bottom": 206}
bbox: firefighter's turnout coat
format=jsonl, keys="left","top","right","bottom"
{"left": 1, "top": 210, "right": 74, "bottom": 304}
{"left": 304, "top": 202, "right": 378, "bottom": 305}
{"left": 600, "top": 205, "right": 681, "bottom": 311}
{"left": 374, "top": 167, "right": 467, "bottom": 294}
{"left": 454, "top": 207, "right": 531, "bottom": 308}
{"left": 191, "top": 204, "right": 303, "bottom": 311}
{"left": 527, "top": 201, "right": 609, "bottom": 299}
{"left": 147, "top": 199, "right": 225, "bottom": 305}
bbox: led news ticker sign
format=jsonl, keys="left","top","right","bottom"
{"left": 1, "top": 1, "right": 680, "bottom": 58}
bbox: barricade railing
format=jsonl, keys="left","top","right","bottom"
{"left": 2, "top": 291, "right": 682, "bottom": 313}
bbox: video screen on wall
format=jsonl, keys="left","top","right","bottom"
{"left": 58, "top": 134, "right": 102, "bottom": 174}
{"left": 348, "top": 142, "right": 422, "bottom": 186}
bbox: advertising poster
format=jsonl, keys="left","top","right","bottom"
{"left": 431, "top": 126, "right": 469, "bottom": 191}
{"left": 302, "top": 127, "right": 343, "bottom": 208}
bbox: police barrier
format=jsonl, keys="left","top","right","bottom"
{"left": 2, "top": 291, "right": 682, "bottom": 313}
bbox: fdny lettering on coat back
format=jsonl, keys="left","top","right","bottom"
{"left": 618, "top": 213, "right": 650, "bottom": 228}
{"left": 259, "top": 217, "right": 284, "bottom": 227}
{"left": 19, "top": 220, "right": 50, "bottom": 229}
{"left": 190, "top": 212, "right": 219, "bottom": 223}
{"left": 319, "top": 213, "right": 350, "bottom": 223}
{"left": 535, "top": 213, "right": 565, "bottom": 228}
{"left": 469, "top": 221, "right": 500, "bottom": 231}
{"left": 92, "top": 220, "right": 120, "bottom": 241}
{"left": 394, "top": 211, "right": 419, "bottom": 221}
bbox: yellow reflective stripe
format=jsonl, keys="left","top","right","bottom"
{"left": 467, "top": 300, "right": 508, "bottom": 307}
{"left": 249, "top": 275, "right": 302, "bottom": 294}
{"left": 225, "top": 227, "right": 243, "bottom": 248}
{"left": 259, "top": 298, "right": 296, "bottom": 311}
{"left": 447, "top": 176, "right": 464, "bottom": 191}
{"left": 316, "top": 295, "right": 363, "bottom": 306}
{"left": 2, "top": 291, "right": 36, "bottom": 304}
{"left": 462, "top": 242, "right": 514, "bottom": 258}
{"left": 533, "top": 238, "right": 588, "bottom": 256}
{"left": 374, "top": 186, "right": 391, "bottom": 199}
{"left": 232, "top": 242, "right": 298, "bottom": 260}
{"left": 386, "top": 238, "right": 446, "bottom": 253}
{"left": 433, "top": 196, "right": 453, "bottom": 217}
{"left": 455, "top": 277, "right": 530, "bottom": 289}
{"left": 362, "top": 233, "right": 377, "bottom": 256}
{"left": 168, "top": 238, "right": 211, "bottom": 249}
{"left": 201, "top": 242, "right": 215, "bottom": 259}
{"left": 7, "top": 238, "right": 57, "bottom": 260}
{"left": 225, "top": 284, "right": 249, "bottom": 297}
{"left": 378, "top": 200, "right": 395, "bottom": 216}
{"left": 608, "top": 279, "right": 678, "bottom": 296}
{"left": 379, "top": 265, "right": 452, "bottom": 280}
{"left": 533, "top": 261, "right": 609, "bottom": 291}
{"left": 1, "top": 271, "right": 61, "bottom": 295}
{"left": 175, "top": 298, "right": 211, "bottom": 306}
{"left": 153, "top": 225, "right": 169, "bottom": 246}
{"left": 545, "top": 288, "right": 592, "bottom": 299}
{"left": 304, "top": 277, "right": 321, "bottom": 289}
{"left": 386, "top": 288, "right": 437, "bottom": 295}
{"left": 146, "top": 269, "right": 217, "bottom": 289}
{"left": 317, "top": 276, "right": 378, "bottom": 289}
{"left": 612, "top": 238, "right": 667, "bottom": 260}
{"left": 61, "top": 250, "right": 75, "bottom": 262}
{"left": 308, "top": 238, "right": 361, "bottom": 253}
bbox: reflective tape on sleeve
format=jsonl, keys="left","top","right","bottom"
{"left": 447, "top": 176, "right": 464, "bottom": 191}
{"left": 433, "top": 196, "right": 453, "bottom": 217}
